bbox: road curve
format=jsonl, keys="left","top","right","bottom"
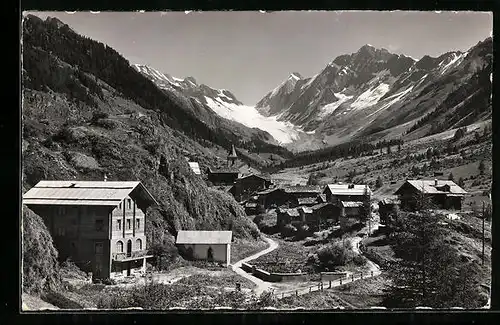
{"left": 231, "top": 236, "right": 279, "bottom": 295}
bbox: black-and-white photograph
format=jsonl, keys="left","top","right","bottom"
{"left": 21, "top": 10, "right": 492, "bottom": 310}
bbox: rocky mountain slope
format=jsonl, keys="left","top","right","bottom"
{"left": 22, "top": 14, "right": 261, "bottom": 275}
{"left": 256, "top": 40, "right": 492, "bottom": 149}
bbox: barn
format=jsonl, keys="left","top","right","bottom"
{"left": 176, "top": 230, "right": 233, "bottom": 266}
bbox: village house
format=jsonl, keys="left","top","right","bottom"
{"left": 231, "top": 173, "right": 273, "bottom": 202}
{"left": 276, "top": 208, "right": 301, "bottom": 228}
{"left": 311, "top": 203, "right": 341, "bottom": 227}
{"left": 340, "top": 201, "right": 364, "bottom": 229}
{"left": 22, "top": 179, "right": 158, "bottom": 280}
{"left": 207, "top": 167, "right": 240, "bottom": 185}
{"left": 284, "top": 185, "right": 323, "bottom": 200}
{"left": 378, "top": 198, "right": 401, "bottom": 224}
{"left": 290, "top": 195, "right": 326, "bottom": 208}
{"left": 257, "top": 188, "right": 289, "bottom": 209}
{"left": 323, "top": 183, "right": 371, "bottom": 205}
{"left": 175, "top": 230, "right": 233, "bottom": 266}
{"left": 394, "top": 179, "right": 468, "bottom": 211}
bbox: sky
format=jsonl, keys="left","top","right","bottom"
{"left": 27, "top": 11, "right": 492, "bottom": 105}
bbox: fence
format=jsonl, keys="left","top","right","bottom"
{"left": 273, "top": 270, "right": 381, "bottom": 300}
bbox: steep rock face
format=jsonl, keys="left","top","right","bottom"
{"left": 255, "top": 72, "right": 309, "bottom": 117}
{"left": 256, "top": 39, "right": 492, "bottom": 147}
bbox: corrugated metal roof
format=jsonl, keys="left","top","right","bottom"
{"left": 325, "top": 184, "right": 371, "bottom": 196}
{"left": 188, "top": 162, "right": 201, "bottom": 175}
{"left": 176, "top": 230, "right": 232, "bottom": 244}
{"left": 23, "top": 180, "right": 158, "bottom": 207}
{"left": 341, "top": 201, "right": 364, "bottom": 208}
{"left": 404, "top": 180, "right": 467, "bottom": 195}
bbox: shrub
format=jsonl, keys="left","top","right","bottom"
{"left": 352, "top": 254, "right": 368, "bottom": 266}
{"left": 22, "top": 207, "right": 61, "bottom": 295}
{"left": 314, "top": 242, "right": 352, "bottom": 271}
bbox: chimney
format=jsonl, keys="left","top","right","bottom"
{"left": 104, "top": 173, "right": 108, "bottom": 182}
{"left": 434, "top": 179, "right": 438, "bottom": 186}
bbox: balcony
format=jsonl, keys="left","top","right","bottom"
{"left": 112, "top": 250, "right": 149, "bottom": 261}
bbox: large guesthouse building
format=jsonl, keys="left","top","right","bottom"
{"left": 23, "top": 180, "right": 158, "bottom": 280}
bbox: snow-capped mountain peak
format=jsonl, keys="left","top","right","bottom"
{"left": 134, "top": 64, "right": 304, "bottom": 144}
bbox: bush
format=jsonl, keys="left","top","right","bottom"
{"left": 314, "top": 242, "right": 352, "bottom": 271}
{"left": 352, "top": 254, "right": 368, "bottom": 266}
{"left": 22, "top": 207, "right": 61, "bottom": 295}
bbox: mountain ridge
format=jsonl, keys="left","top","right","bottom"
{"left": 255, "top": 38, "right": 492, "bottom": 150}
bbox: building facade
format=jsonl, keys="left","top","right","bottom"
{"left": 23, "top": 180, "right": 158, "bottom": 280}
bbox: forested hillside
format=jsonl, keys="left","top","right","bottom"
{"left": 22, "top": 14, "right": 262, "bottom": 293}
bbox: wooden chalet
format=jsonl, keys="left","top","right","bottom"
{"left": 340, "top": 201, "right": 364, "bottom": 229}
{"left": 207, "top": 167, "right": 239, "bottom": 185}
{"left": 232, "top": 173, "right": 273, "bottom": 202}
{"left": 378, "top": 198, "right": 401, "bottom": 224}
{"left": 394, "top": 179, "right": 467, "bottom": 211}
{"left": 323, "top": 183, "right": 371, "bottom": 205}
{"left": 276, "top": 208, "right": 301, "bottom": 228}
{"left": 256, "top": 188, "right": 289, "bottom": 209}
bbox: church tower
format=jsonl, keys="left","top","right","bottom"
{"left": 227, "top": 144, "right": 238, "bottom": 167}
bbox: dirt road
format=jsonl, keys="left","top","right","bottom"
{"left": 231, "top": 236, "right": 279, "bottom": 295}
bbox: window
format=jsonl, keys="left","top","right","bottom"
{"left": 126, "top": 219, "right": 131, "bottom": 230}
{"left": 127, "top": 199, "right": 132, "bottom": 210}
{"left": 136, "top": 238, "right": 142, "bottom": 250}
{"left": 57, "top": 228, "right": 66, "bottom": 236}
{"left": 116, "top": 241, "right": 123, "bottom": 253}
{"left": 119, "top": 202, "right": 122, "bottom": 210}
{"left": 95, "top": 219, "right": 104, "bottom": 231}
{"left": 95, "top": 242, "right": 103, "bottom": 254}
{"left": 58, "top": 206, "right": 66, "bottom": 215}
{"left": 136, "top": 219, "right": 140, "bottom": 230}
{"left": 117, "top": 219, "right": 122, "bottom": 231}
